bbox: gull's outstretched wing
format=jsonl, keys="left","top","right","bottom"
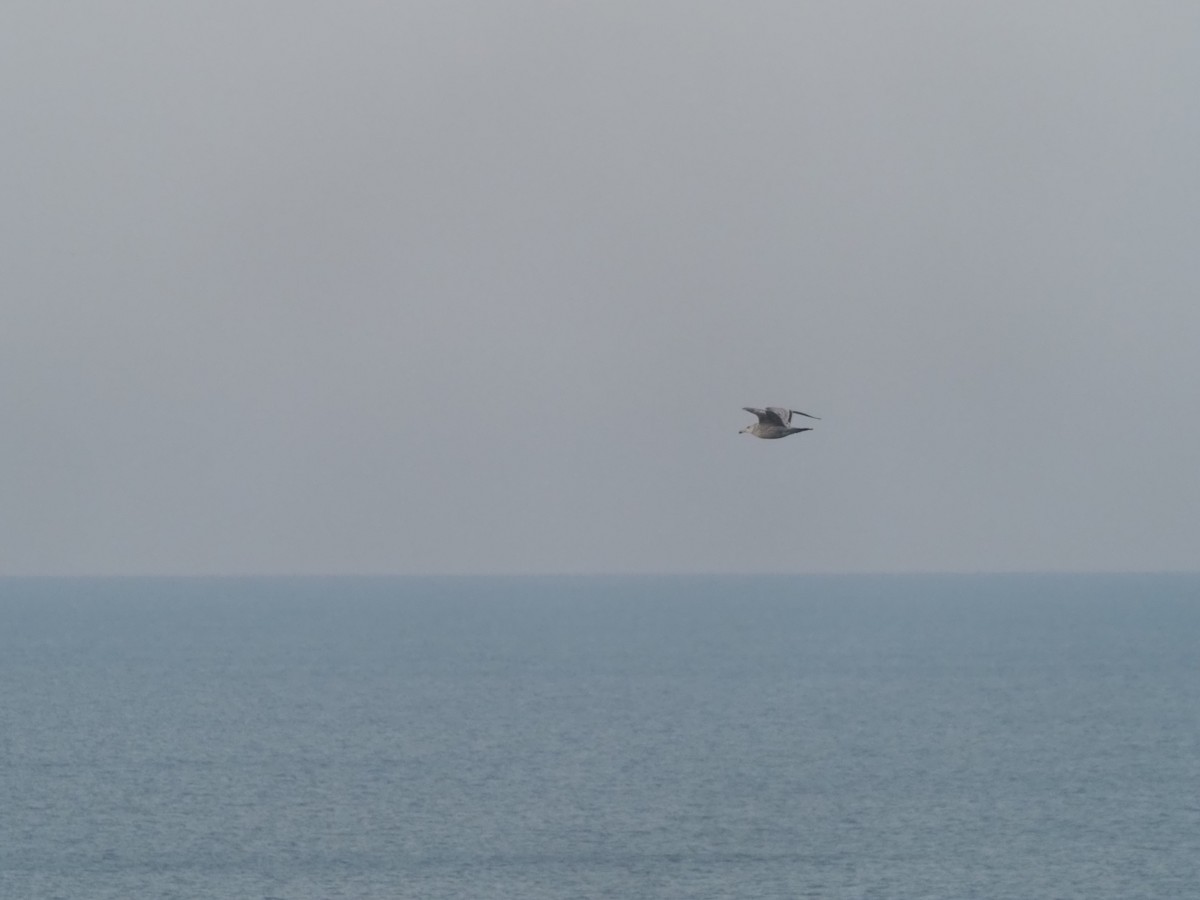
{"left": 745, "top": 406, "right": 817, "bottom": 426}
{"left": 764, "top": 407, "right": 793, "bottom": 426}
{"left": 748, "top": 408, "right": 787, "bottom": 427}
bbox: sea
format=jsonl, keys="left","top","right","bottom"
{"left": 2, "top": 574, "right": 1198, "bottom": 899}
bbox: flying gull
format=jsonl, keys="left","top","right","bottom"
{"left": 740, "top": 406, "right": 819, "bottom": 439}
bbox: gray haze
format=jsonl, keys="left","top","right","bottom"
{"left": 4, "top": 2, "right": 1199, "bottom": 575}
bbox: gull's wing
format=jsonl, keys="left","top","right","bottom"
{"left": 787, "top": 408, "right": 820, "bottom": 421}
{"left": 745, "top": 407, "right": 786, "bottom": 426}
{"left": 764, "top": 407, "right": 793, "bottom": 426}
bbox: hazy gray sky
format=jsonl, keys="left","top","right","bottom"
{"left": 4, "top": 2, "right": 1199, "bottom": 575}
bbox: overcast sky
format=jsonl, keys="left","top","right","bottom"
{"left": 4, "top": 2, "right": 1199, "bottom": 575}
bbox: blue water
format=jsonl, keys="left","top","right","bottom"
{"left": 2, "top": 574, "right": 1198, "bottom": 899}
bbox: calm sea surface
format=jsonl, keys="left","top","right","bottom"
{"left": 2, "top": 574, "right": 1198, "bottom": 899}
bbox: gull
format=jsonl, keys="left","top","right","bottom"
{"left": 739, "top": 406, "right": 819, "bottom": 439}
